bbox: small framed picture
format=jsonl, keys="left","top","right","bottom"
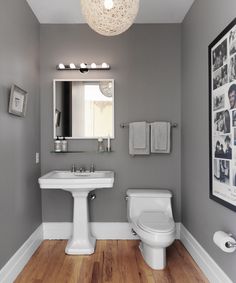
{"left": 9, "top": 84, "right": 28, "bottom": 117}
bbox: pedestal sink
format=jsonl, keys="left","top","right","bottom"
{"left": 38, "top": 170, "right": 114, "bottom": 255}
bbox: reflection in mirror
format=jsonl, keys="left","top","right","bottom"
{"left": 53, "top": 80, "right": 114, "bottom": 139}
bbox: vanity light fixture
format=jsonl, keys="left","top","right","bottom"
{"left": 56, "top": 62, "right": 110, "bottom": 72}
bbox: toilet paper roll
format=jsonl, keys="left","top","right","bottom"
{"left": 213, "top": 231, "right": 236, "bottom": 253}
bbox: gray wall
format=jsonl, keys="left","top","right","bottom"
{"left": 40, "top": 24, "right": 182, "bottom": 222}
{"left": 0, "top": 0, "right": 41, "bottom": 269}
{"left": 182, "top": 0, "right": 236, "bottom": 281}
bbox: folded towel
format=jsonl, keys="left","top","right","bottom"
{"left": 133, "top": 121, "right": 147, "bottom": 149}
{"left": 151, "top": 122, "right": 171, "bottom": 153}
{"left": 129, "top": 122, "right": 150, "bottom": 155}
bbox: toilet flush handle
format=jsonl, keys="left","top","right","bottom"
{"left": 125, "top": 196, "right": 128, "bottom": 201}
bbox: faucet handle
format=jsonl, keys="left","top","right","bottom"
{"left": 71, "top": 164, "right": 76, "bottom": 173}
{"left": 90, "top": 163, "right": 95, "bottom": 173}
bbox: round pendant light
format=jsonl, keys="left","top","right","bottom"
{"left": 80, "top": 0, "right": 139, "bottom": 36}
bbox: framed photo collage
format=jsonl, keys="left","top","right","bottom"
{"left": 209, "top": 18, "right": 236, "bottom": 212}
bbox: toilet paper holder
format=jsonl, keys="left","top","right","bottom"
{"left": 213, "top": 231, "right": 236, "bottom": 253}
{"left": 226, "top": 234, "right": 236, "bottom": 248}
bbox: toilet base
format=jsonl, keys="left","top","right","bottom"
{"left": 139, "top": 242, "right": 166, "bottom": 270}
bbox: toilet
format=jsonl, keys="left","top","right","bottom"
{"left": 126, "top": 189, "right": 176, "bottom": 270}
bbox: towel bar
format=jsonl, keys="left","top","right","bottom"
{"left": 120, "top": 122, "right": 178, "bottom": 128}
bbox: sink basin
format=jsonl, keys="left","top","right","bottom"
{"left": 39, "top": 170, "right": 114, "bottom": 192}
{"left": 38, "top": 170, "right": 114, "bottom": 255}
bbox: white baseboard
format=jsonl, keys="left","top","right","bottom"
{"left": 43, "top": 222, "right": 181, "bottom": 240}
{"left": 175, "top": 222, "right": 181, "bottom": 239}
{"left": 91, "top": 222, "right": 138, "bottom": 239}
{"left": 180, "top": 224, "right": 232, "bottom": 283}
{"left": 0, "top": 225, "right": 43, "bottom": 283}
{"left": 43, "top": 222, "right": 138, "bottom": 240}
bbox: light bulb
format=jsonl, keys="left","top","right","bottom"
{"left": 58, "top": 63, "right": 65, "bottom": 69}
{"left": 102, "top": 62, "right": 109, "bottom": 68}
{"left": 104, "top": 0, "right": 113, "bottom": 10}
{"left": 91, "top": 63, "right": 97, "bottom": 69}
{"left": 80, "top": 63, "right": 87, "bottom": 68}
{"left": 69, "top": 63, "right": 76, "bottom": 69}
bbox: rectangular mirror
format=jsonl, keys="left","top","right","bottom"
{"left": 53, "top": 79, "right": 114, "bottom": 139}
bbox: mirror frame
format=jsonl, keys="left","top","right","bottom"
{"left": 53, "top": 79, "right": 115, "bottom": 139}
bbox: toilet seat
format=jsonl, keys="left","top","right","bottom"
{"left": 137, "top": 211, "right": 175, "bottom": 233}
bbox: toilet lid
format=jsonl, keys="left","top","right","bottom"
{"left": 138, "top": 211, "right": 175, "bottom": 233}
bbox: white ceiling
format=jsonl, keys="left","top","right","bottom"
{"left": 26, "top": 0, "right": 195, "bottom": 24}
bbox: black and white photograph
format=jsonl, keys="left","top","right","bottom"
{"left": 214, "top": 135, "right": 232, "bottom": 159}
{"left": 228, "top": 83, "right": 236, "bottom": 109}
{"left": 230, "top": 26, "right": 236, "bottom": 56}
{"left": 233, "top": 169, "right": 236, "bottom": 186}
{"left": 234, "top": 129, "right": 236, "bottom": 146}
{"left": 233, "top": 111, "right": 236, "bottom": 127}
{"left": 214, "top": 110, "right": 230, "bottom": 134}
{"left": 213, "top": 93, "right": 225, "bottom": 111}
{"left": 229, "top": 54, "right": 236, "bottom": 82}
{"left": 213, "top": 64, "right": 228, "bottom": 90}
{"left": 214, "top": 159, "right": 230, "bottom": 185}
{"left": 212, "top": 39, "right": 227, "bottom": 71}
{"left": 232, "top": 168, "right": 236, "bottom": 189}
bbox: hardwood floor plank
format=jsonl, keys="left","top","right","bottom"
{"left": 117, "top": 240, "right": 143, "bottom": 283}
{"left": 41, "top": 241, "right": 67, "bottom": 283}
{"left": 102, "top": 241, "right": 113, "bottom": 282}
{"left": 54, "top": 254, "right": 83, "bottom": 283}
{"left": 166, "top": 242, "right": 209, "bottom": 283}
{"left": 14, "top": 240, "right": 208, "bottom": 283}
{"left": 77, "top": 250, "right": 96, "bottom": 283}
{"left": 15, "top": 241, "right": 58, "bottom": 283}
{"left": 134, "top": 242, "right": 156, "bottom": 283}
{"left": 91, "top": 240, "right": 106, "bottom": 283}
{"left": 174, "top": 241, "right": 208, "bottom": 282}
{"left": 91, "top": 261, "right": 100, "bottom": 283}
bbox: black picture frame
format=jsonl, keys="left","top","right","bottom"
{"left": 209, "top": 18, "right": 236, "bottom": 212}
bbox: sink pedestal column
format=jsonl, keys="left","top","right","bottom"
{"left": 65, "top": 191, "right": 96, "bottom": 255}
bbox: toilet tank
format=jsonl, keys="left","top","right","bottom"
{"left": 126, "top": 189, "right": 173, "bottom": 222}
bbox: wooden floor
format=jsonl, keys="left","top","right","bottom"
{"left": 15, "top": 240, "right": 208, "bottom": 283}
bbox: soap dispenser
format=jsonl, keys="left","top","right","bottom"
{"left": 61, "top": 137, "right": 68, "bottom": 152}
{"left": 54, "top": 136, "right": 61, "bottom": 152}
{"left": 98, "top": 137, "right": 105, "bottom": 152}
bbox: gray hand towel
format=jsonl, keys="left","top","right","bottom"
{"left": 151, "top": 122, "right": 171, "bottom": 153}
{"left": 129, "top": 122, "right": 150, "bottom": 155}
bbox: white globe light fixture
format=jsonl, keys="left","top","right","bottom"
{"left": 80, "top": 0, "right": 140, "bottom": 36}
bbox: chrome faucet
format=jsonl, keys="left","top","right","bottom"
{"left": 71, "top": 164, "right": 77, "bottom": 173}
{"left": 78, "top": 166, "right": 86, "bottom": 173}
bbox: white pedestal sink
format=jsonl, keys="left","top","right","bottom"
{"left": 38, "top": 170, "right": 114, "bottom": 255}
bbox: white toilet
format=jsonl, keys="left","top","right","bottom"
{"left": 126, "top": 189, "right": 176, "bottom": 270}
